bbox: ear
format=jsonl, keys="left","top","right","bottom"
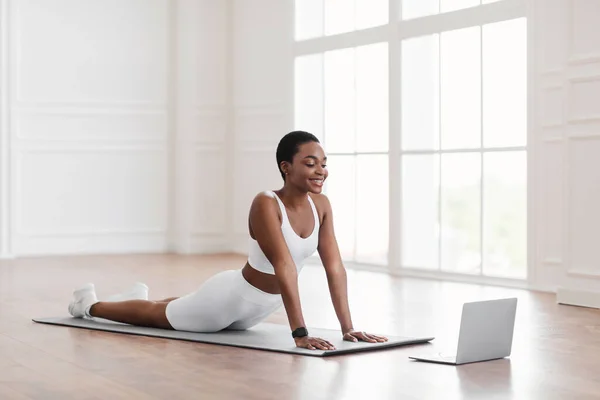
{"left": 280, "top": 161, "right": 290, "bottom": 176}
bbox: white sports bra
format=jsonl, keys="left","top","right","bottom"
{"left": 247, "top": 191, "right": 320, "bottom": 275}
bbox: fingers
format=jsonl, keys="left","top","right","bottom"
{"left": 313, "top": 338, "right": 335, "bottom": 350}
{"left": 361, "top": 332, "right": 386, "bottom": 343}
{"left": 344, "top": 332, "right": 358, "bottom": 342}
{"left": 300, "top": 337, "right": 336, "bottom": 351}
{"left": 360, "top": 332, "right": 378, "bottom": 343}
{"left": 344, "top": 331, "right": 389, "bottom": 343}
{"left": 369, "top": 333, "right": 389, "bottom": 342}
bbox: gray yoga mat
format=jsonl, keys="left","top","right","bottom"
{"left": 33, "top": 317, "right": 434, "bottom": 357}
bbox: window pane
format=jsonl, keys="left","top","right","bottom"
{"left": 402, "top": 155, "right": 439, "bottom": 269}
{"left": 356, "top": 43, "right": 389, "bottom": 152}
{"left": 440, "top": 0, "right": 479, "bottom": 13}
{"left": 325, "top": 0, "right": 354, "bottom": 36}
{"left": 294, "top": 0, "right": 324, "bottom": 40}
{"left": 483, "top": 152, "right": 527, "bottom": 278}
{"left": 325, "top": 155, "right": 356, "bottom": 260}
{"left": 402, "top": 34, "right": 439, "bottom": 150}
{"left": 295, "top": 54, "right": 324, "bottom": 140}
{"left": 483, "top": 18, "right": 527, "bottom": 148}
{"left": 402, "top": 0, "right": 439, "bottom": 20}
{"left": 441, "top": 153, "right": 481, "bottom": 274}
{"left": 324, "top": 48, "right": 355, "bottom": 152}
{"left": 356, "top": 0, "right": 388, "bottom": 29}
{"left": 441, "top": 27, "right": 481, "bottom": 149}
{"left": 356, "top": 155, "right": 389, "bottom": 264}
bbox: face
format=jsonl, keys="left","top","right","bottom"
{"left": 282, "top": 141, "right": 328, "bottom": 194}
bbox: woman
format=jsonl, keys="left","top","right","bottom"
{"left": 68, "top": 131, "right": 388, "bottom": 351}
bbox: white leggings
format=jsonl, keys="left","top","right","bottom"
{"left": 165, "top": 268, "right": 283, "bottom": 332}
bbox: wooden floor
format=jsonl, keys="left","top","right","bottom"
{"left": 1, "top": 254, "right": 600, "bottom": 399}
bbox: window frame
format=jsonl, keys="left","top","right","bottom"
{"left": 293, "top": 0, "right": 532, "bottom": 286}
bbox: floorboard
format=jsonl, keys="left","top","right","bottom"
{"left": 1, "top": 253, "right": 599, "bottom": 399}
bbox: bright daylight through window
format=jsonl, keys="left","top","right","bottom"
{"left": 294, "top": 0, "right": 527, "bottom": 280}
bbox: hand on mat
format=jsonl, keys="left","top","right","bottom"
{"left": 295, "top": 336, "right": 336, "bottom": 351}
{"left": 343, "top": 330, "right": 388, "bottom": 344}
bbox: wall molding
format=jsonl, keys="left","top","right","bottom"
{"left": 236, "top": 145, "right": 274, "bottom": 153}
{"left": 567, "top": 0, "right": 600, "bottom": 67}
{"left": 193, "top": 143, "right": 224, "bottom": 152}
{"left": 539, "top": 69, "right": 563, "bottom": 80}
{"left": 234, "top": 104, "right": 287, "bottom": 117}
{"left": 14, "top": 100, "right": 168, "bottom": 109}
{"left": 17, "top": 229, "right": 166, "bottom": 238}
{"left": 539, "top": 86, "right": 564, "bottom": 128}
{"left": 194, "top": 105, "right": 229, "bottom": 116}
{"left": 568, "top": 131, "right": 600, "bottom": 140}
{"left": 542, "top": 135, "right": 564, "bottom": 143}
{"left": 568, "top": 54, "right": 600, "bottom": 66}
{"left": 16, "top": 146, "right": 167, "bottom": 154}
{"left": 567, "top": 268, "right": 600, "bottom": 279}
{"left": 12, "top": 109, "right": 168, "bottom": 142}
{"left": 543, "top": 257, "right": 563, "bottom": 266}
{"left": 557, "top": 287, "right": 600, "bottom": 309}
{"left": 566, "top": 74, "right": 600, "bottom": 122}
{"left": 0, "top": 0, "right": 11, "bottom": 257}
{"left": 190, "top": 231, "right": 227, "bottom": 237}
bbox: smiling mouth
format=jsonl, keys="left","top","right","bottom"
{"left": 310, "top": 178, "right": 324, "bottom": 186}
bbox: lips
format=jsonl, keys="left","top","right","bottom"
{"left": 309, "top": 178, "right": 324, "bottom": 187}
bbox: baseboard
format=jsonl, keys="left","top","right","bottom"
{"left": 556, "top": 287, "right": 600, "bottom": 309}
{"left": 188, "top": 234, "right": 230, "bottom": 254}
{"left": 12, "top": 234, "right": 169, "bottom": 257}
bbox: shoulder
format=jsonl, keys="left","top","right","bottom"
{"left": 249, "top": 191, "right": 281, "bottom": 218}
{"left": 308, "top": 192, "right": 332, "bottom": 222}
{"left": 250, "top": 191, "right": 278, "bottom": 209}
{"left": 308, "top": 192, "right": 331, "bottom": 208}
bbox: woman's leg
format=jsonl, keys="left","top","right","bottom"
{"left": 154, "top": 297, "right": 179, "bottom": 303}
{"left": 68, "top": 283, "right": 174, "bottom": 329}
{"left": 89, "top": 300, "right": 173, "bottom": 330}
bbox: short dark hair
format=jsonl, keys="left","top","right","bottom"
{"left": 276, "top": 131, "right": 320, "bottom": 181}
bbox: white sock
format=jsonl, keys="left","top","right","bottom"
{"left": 68, "top": 283, "right": 99, "bottom": 318}
{"left": 105, "top": 282, "right": 149, "bottom": 302}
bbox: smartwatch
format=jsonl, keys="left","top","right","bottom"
{"left": 292, "top": 327, "right": 309, "bottom": 338}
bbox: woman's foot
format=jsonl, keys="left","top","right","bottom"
{"left": 68, "top": 283, "right": 99, "bottom": 318}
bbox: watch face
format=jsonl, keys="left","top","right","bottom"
{"left": 293, "top": 327, "right": 308, "bottom": 337}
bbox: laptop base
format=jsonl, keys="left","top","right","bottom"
{"left": 409, "top": 353, "right": 458, "bottom": 365}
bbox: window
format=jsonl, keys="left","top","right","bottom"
{"left": 400, "top": 18, "right": 527, "bottom": 279}
{"left": 402, "top": 0, "right": 504, "bottom": 20}
{"left": 295, "top": 43, "right": 389, "bottom": 265}
{"left": 294, "top": 1, "right": 527, "bottom": 281}
{"left": 294, "top": 0, "right": 389, "bottom": 40}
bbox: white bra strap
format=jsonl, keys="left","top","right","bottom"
{"left": 307, "top": 195, "right": 320, "bottom": 227}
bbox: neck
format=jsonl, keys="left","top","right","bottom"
{"left": 277, "top": 183, "right": 309, "bottom": 209}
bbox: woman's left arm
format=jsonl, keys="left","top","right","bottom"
{"left": 315, "top": 194, "right": 388, "bottom": 343}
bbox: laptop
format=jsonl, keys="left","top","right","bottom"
{"left": 409, "top": 297, "right": 517, "bottom": 365}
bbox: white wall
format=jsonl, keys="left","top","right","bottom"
{"left": 173, "top": 0, "right": 231, "bottom": 254}
{"left": 532, "top": 0, "right": 600, "bottom": 306}
{"left": 0, "top": 0, "right": 230, "bottom": 257}
{"left": 231, "top": 0, "right": 294, "bottom": 254}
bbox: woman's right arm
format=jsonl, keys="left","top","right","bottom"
{"left": 248, "top": 192, "right": 307, "bottom": 333}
